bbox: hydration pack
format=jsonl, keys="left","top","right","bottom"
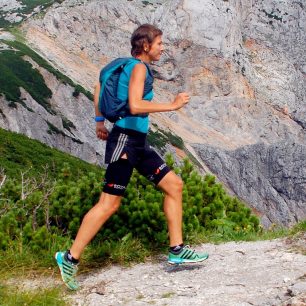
{"left": 98, "top": 57, "right": 153, "bottom": 123}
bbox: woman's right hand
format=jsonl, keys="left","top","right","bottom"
{"left": 172, "top": 92, "right": 190, "bottom": 110}
{"left": 96, "top": 122, "right": 109, "bottom": 140}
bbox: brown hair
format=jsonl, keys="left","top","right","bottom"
{"left": 130, "top": 24, "right": 163, "bottom": 57}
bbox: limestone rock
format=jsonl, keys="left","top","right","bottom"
{"left": 195, "top": 140, "right": 306, "bottom": 227}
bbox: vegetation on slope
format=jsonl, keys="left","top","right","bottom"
{"left": 0, "top": 0, "right": 63, "bottom": 28}
{"left": 0, "top": 128, "right": 305, "bottom": 305}
{"left": 0, "top": 49, "right": 53, "bottom": 112}
{"left": 0, "top": 129, "right": 260, "bottom": 267}
{"left": 0, "top": 128, "right": 101, "bottom": 179}
{"left": 0, "top": 39, "right": 92, "bottom": 115}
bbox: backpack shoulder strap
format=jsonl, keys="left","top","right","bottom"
{"left": 127, "top": 58, "right": 153, "bottom": 76}
{"left": 127, "top": 58, "right": 154, "bottom": 94}
{"left": 99, "top": 58, "right": 130, "bottom": 83}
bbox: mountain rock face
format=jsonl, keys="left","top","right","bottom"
{"left": 196, "top": 141, "right": 306, "bottom": 226}
{"left": 0, "top": 0, "right": 55, "bottom": 25}
{"left": 1, "top": 0, "right": 305, "bottom": 226}
{"left": 0, "top": 45, "right": 105, "bottom": 164}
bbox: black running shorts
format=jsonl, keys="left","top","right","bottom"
{"left": 103, "top": 126, "right": 171, "bottom": 196}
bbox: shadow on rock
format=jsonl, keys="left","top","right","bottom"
{"left": 163, "top": 263, "right": 205, "bottom": 273}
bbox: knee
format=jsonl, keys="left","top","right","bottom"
{"left": 111, "top": 201, "right": 121, "bottom": 213}
{"left": 84, "top": 197, "right": 121, "bottom": 220}
{"left": 99, "top": 199, "right": 121, "bottom": 216}
{"left": 166, "top": 176, "right": 184, "bottom": 195}
{"left": 175, "top": 177, "right": 184, "bottom": 192}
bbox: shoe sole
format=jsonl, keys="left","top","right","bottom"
{"left": 167, "top": 255, "right": 209, "bottom": 265}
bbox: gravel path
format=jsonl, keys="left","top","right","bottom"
{"left": 69, "top": 238, "right": 306, "bottom": 306}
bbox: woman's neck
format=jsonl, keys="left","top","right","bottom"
{"left": 135, "top": 54, "right": 151, "bottom": 63}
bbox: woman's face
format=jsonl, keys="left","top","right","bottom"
{"left": 147, "top": 35, "right": 164, "bottom": 61}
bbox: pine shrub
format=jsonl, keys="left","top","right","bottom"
{"left": 0, "top": 154, "right": 260, "bottom": 257}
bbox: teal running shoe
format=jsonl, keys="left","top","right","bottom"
{"left": 55, "top": 251, "right": 79, "bottom": 290}
{"left": 168, "top": 245, "right": 209, "bottom": 265}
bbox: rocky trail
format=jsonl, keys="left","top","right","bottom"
{"left": 9, "top": 236, "right": 306, "bottom": 305}
{"left": 58, "top": 236, "right": 306, "bottom": 306}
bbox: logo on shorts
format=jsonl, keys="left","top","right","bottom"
{"left": 107, "top": 183, "right": 126, "bottom": 190}
{"left": 155, "top": 163, "right": 167, "bottom": 175}
{"left": 148, "top": 163, "right": 167, "bottom": 180}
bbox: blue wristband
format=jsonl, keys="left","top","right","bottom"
{"left": 95, "top": 116, "right": 105, "bottom": 122}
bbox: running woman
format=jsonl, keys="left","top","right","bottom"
{"left": 55, "top": 24, "right": 208, "bottom": 290}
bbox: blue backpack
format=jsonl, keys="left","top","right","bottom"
{"left": 98, "top": 57, "right": 154, "bottom": 123}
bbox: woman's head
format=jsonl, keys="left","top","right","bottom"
{"left": 131, "top": 24, "right": 163, "bottom": 61}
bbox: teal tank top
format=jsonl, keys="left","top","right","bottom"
{"left": 115, "top": 60, "right": 154, "bottom": 133}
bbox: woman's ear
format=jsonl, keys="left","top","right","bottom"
{"left": 143, "top": 42, "right": 150, "bottom": 53}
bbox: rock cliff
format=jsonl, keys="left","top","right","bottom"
{"left": 1, "top": 0, "right": 305, "bottom": 226}
{"left": 0, "top": 39, "right": 105, "bottom": 164}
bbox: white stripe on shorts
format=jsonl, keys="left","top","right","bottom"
{"left": 111, "top": 133, "right": 128, "bottom": 163}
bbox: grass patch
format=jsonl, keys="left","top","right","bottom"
{"left": 147, "top": 129, "right": 168, "bottom": 152}
{"left": 46, "top": 120, "right": 66, "bottom": 136}
{"left": 186, "top": 221, "right": 306, "bottom": 245}
{"left": 0, "top": 128, "right": 102, "bottom": 180}
{"left": 0, "top": 235, "right": 72, "bottom": 280}
{"left": 284, "top": 220, "right": 306, "bottom": 255}
{"left": 7, "top": 27, "right": 26, "bottom": 43}
{"left": 0, "top": 285, "right": 68, "bottom": 306}
{"left": 161, "top": 292, "right": 175, "bottom": 298}
{"left": 289, "top": 219, "right": 306, "bottom": 234}
{"left": 0, "top": 19, "right": 13, "bottom": 29}
{"left": 82, "top": 235, "right": 151, "bottom": 269}
{"left": 19, "top": 0, "right": 55, "bottom": 14}
{"left": 203, "top": 228, "right": 288, "bottom": 243}
{"left": 61, "top": 117, "right": 76, "bottom": 132}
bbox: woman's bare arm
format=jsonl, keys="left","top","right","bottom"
{"left": 93, "top": 83, "right": 109, "bottom": 140}
{"left": 128, "top": 63, "right": 189, "bottom": 115}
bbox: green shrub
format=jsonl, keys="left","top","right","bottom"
{"left": 0, "top": 129, "right": 263, "bottom": 267}
{"left": 0, "top": 153, "right": 260, "bottom": 258}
